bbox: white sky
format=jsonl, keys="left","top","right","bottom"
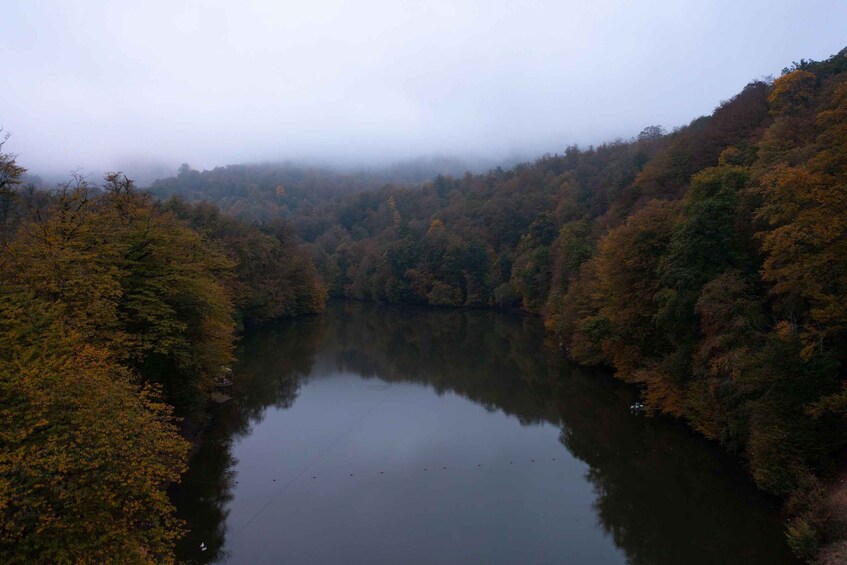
{"left": 2, "top": 0, "right": 846, "bottom": 179}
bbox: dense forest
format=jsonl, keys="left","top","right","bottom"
{"left": 152, "top": 49, "right": 847, "bottom": 561}
{"left": 149, "top": 156, "right": 498, "bottom": 222}
{"left": 0, "top": 156, "right": 325, "bottom": 561}
{"left": 3, "top": 45, "right": 847, "bottom": 562}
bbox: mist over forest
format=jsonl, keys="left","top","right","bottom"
{"left": 4, "top": 1, "right": 846, "bottom": 180}
{"left": 3, "top": 2, "right": 847, "bottom": 564}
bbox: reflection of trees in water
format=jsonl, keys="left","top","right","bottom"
{"left": 169, "top": 432, "right": 236, "bottom": 564}
{"left": 322, "top": 301, "right": 567, "bottom": 426}
{"left": 321, "top": 302, "right": 793, "bottom": 565}
{"left": 170, "top": 315, "right": 326, "bottom": 564}
{"left": 554, "top": 380, "right": 793, "bottom": 565}
{"left": 171, "top": 302, "right": 793, "bottom": 565}
{"left": 228, "top": 315, "right": 327, "bottom": 431}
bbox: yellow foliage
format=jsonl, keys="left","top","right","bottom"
{"left": 426, "top": 218, "right": 446, "bottom": 236}
{"left": 0, "top": 174, "right": 237, "bottom": 561}
{"left": 756, "top": 84, "right": 847, "bottom": 355}
{"left": 0, "top": 318, "right": 189, "bottom": 562}
{"left": 768, "top": 70, "right": 817, "bottom": 116}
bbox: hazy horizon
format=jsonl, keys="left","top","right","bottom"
{"left": 3, "top": 1, "right": 847, "bottom": 183}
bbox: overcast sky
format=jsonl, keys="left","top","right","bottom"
{"left": 3, "top": 0, "right": 846, "bottom": 181}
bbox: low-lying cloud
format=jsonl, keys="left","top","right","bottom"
{"left": 3, "top": 0, "right": 846, "bottom": 182}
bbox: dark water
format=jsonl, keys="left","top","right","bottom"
{"left": 170, "top": 301, "right": 795, "bottom": 564}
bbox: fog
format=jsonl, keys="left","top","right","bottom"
{"left": 3, "top": 0, "right": 846, "bottom": 183}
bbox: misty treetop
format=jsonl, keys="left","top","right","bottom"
{"left": 149, "top": 157, "right": 491, "bottom": 222}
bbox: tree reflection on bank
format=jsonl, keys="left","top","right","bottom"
{"left": 170, "top": 301, "right": 793, "bottom": 564}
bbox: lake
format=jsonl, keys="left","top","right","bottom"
{"left": 170, "top": 301, "right": 795, "bottom": 564}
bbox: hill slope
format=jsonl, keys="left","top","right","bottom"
{"left": 149, "top": 47, "right": 847, "bottom": 560}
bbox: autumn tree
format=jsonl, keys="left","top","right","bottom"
{"left": 768, "top": 70, "right": 817, "bottom": 116}
{"left": 0, "top": 321, "right": 189, "bottom": 563}
{"left": 755, "top": 81, "right": 847, "bottom": 358}
{"left": 0, "top": 166, "right": 191, "bottom": 561}
{"left": 0, "top": 132, "right": 25, "bottom": 195}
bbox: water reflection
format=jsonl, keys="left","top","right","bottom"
{"left": 170, "top": 302, "right": 794, "bottom": 564}
{"left": 170, "top": 316, "right": 324, "bottom": 563}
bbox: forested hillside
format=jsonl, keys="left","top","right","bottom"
{"left": 149, "top": 156, "right": 494, "bottom": 222}
{"left": 0, "top": 157, "right": 325, "bottom": 562}
{"left": 4, "top": 44, "right": 847, "bottom": 562}
{"left": 555, "top": 57, "right": 847, "bottom": 561}
{"left": 151, "top": 48, "right": 847, "bottom": 560}
{"left": 289, "top": 79, "right": 772, "bottom": 309}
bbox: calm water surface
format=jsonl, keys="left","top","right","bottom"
{"left": 170, "top": 302, "right": 795, "bottom": 564}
